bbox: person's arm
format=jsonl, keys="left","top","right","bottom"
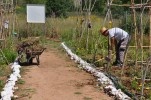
{"left": 110, "top": 37, "right": 116, "bottom": 50}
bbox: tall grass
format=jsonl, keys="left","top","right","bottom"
{"left": 17, "top": 14, "right": 109, "bottom": 56}
{"left": 16, "top": 13, "right": 150, "bottom": 63}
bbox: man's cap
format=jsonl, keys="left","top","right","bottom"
{"left": 100, "top": 27, "right": 108, "bottom": 35}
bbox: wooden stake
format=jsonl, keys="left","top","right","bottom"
{"left": 140, "top": 7, "right": 144, "bottom": 64}
{"left": 131, "top": 0, "right": 138, "bottom": 68}
{"left": 86, "top": 0, "right": 91, "bottom": 50}
{"left": 149, "top": 8, "right": 151, "bottom": 55}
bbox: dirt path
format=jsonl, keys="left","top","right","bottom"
{"left": 15, "top": 46, "right": 112, "bottom": 100}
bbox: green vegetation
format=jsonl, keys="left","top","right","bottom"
{"left": 0, "top": 65, "right": 11, "bottom": 91}
{"left": 0, "top": 80, "right": 5, "bottom": 92}
{"left": 46, "top": 0, "right": 73, "bottom": 17}
{"left": 17, "top": 79, "right": 25, "bottom": 85}
{"left": 74, "top": 92, "right": 82, "bottom": 95}
{"left": 83, "top": 97, "right": 92, "bottom": 100}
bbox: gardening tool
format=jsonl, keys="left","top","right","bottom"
{"left": 92, "top": 54, "right": 114, "bottom": 65}
{"left": 93, "top": 52, "right": 115, "bottom": 64}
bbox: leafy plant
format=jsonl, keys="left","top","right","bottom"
{"left": 2, "top": 49, "right": 17, "bottom": 63}
{"left": 131, "top": 79, "right": 139, "bottom": 90}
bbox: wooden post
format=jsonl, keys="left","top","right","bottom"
{"left": 149, "top": 8, "right": 151, "bottom": 55}
{"left": 131, "top": 0, "right": 138, "bottom": 68}
{"left": 140, "top": 8, "right": 143, "bottom": 64}
{"left": 0, "top": 4, "right": 3, "bottom": 39}
{"left": 86, "top": 0, "right": 91, "bottom": 50}
{"left": 26, "top": 22, "right": 29, "bottom": 37}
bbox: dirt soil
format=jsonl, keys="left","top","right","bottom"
{"left": 14, "top": 45, "right": 112, "bottom": 100}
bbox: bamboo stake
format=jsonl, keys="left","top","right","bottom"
{"left": 140, "top": 1, "right": 144, "bottom": 99}
{"left": 79, "top": 0, "right": 84, "bottom": 43}
{"left": 131, "top": 0, "right": 138, "bottom": 69}
{"left": 107, "top": 0, "right": 113, "bottom": 71}
{"left": 74, "top": 0, "right": 80, "bottom": 43}
{"left": 8, "top": 1, "right": 11, "bottom": 37}
{"left": 85, "top": 0, "right": 96, "bottom": 51}
{"left": 140, "top": 4, "right": 144, "bottom": 66}
{"left": 141, "top": 57, "right": 151, "bottom": 100}
{"left": 9, "top": 0, "right": 14, "bottom": 38}
{"left": 0, "top": 5, "right": 2, "bottom": 39}
{"left": 149, "top": 8, "right": 151, "bottom": 55}
{"left": 86, "top": 0, "right": 91, "bottom": 50}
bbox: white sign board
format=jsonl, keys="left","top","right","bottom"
{"left": 27, "top": 4, "right": 45, "bottom": 23}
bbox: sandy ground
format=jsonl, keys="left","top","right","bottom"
{"left": 15, "top": 46, "right": 112, "bottom": 100}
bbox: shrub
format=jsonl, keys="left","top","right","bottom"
{"left": 119, "top": 13, "right": 150, "bottom": 35}
{"left": 2, "top": 49, "right": 17, "bottom": 64}
{"left": 46, "top": 0, "right": 73, "bottom": 17}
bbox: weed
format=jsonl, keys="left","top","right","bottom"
{"left": 83, "top": 97, "right": 92, "bottom": 100}
{"left": 24, "top": 88, "right": 36, "bottom": 93}
{"left": 131, "top": 79, "right": 139, "bottom": 90}
{"left": 17, "top": 79, "right": 25, "bottom": 84}
{"left": 2, "top": 49, "right": 17, "bottom": 63}
{"left": 74, "top": 92, "right": 82, "bottom": 95}
{"left": 0, "top": 80, "right": 5, "bottom": 91}
{"left": 0, "top": 65, "right": 11, "bottom": 92}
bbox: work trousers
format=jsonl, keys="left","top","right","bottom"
{"left": 115, "top": 35, "right": 129, "bottom": 63}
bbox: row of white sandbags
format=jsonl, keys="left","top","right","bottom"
{"left": 61, "top": 42, "right": 131, "bottom": 100}
{"left": 0, "top": 60, "right": 21, "bottom": 100}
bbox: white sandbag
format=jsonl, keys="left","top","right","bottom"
{"left": 8, "top": 74, "right": 18, "bottom": 82}
{"left": 11, "top": 65, "right": 21, "bottom": 69}
{"left": 1, "top": 58, "right": 22, "bottom": 100}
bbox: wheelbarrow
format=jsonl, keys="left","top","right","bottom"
{"left": 26, "top": 48, "right": 46, "bottom": 65}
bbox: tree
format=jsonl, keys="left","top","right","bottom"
{"left": 46, "top": 0, "right": 73, "bottom": 17}
{"left": 24, "top": 0, "right": 46, "bottom": 4}
{"left": 93, "top": 0, "right": 106, "bottom": 15}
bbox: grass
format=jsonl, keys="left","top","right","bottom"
{"left": 0, "top": 38, "right": 17, "bottom": 92}
{"left": 74, "top": 92, "right": 82, "bottom": 95}
{"left": 17, "top": 79, "right": 25, "bottom": 84}
{"left": 14, "top": 88, "right": 36, "bottom": 99}
{"left": 83, "top": 97, "right": 92, "bottom": 100}
{"left": 0, "top": 80, "right": 5, "bottom": 92}
{"left": 24, "top": 88, "right": 36, "bottom": 93}
{"left": 0, "top": 65, "right": 11, "bottom": 92}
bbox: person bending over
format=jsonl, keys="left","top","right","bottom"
{"left": 100, "top": 27, "right": 130, "bottom": 66}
